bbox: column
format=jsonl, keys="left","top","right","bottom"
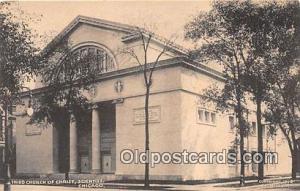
{"left": 91, "top": 105, "right": 101, "bottom": 173}
{"left": 69, "top": 113, "right": 78, "bottom": 173}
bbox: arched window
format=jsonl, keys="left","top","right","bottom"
{"left": 72, "top": 45, "right": 116, "bottom": 74}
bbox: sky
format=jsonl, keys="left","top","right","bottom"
{"left": 11, "top": 1, "right": 213, "bottom": 49}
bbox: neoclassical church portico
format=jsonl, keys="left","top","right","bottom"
{"left": 67, "top": 102, "right": 116, "bottom": 174}
{"left": 15, "top": 15, "right": 292, "bottom": 181}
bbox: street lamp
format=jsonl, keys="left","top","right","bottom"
{"left": 1, "top": 86, "right": 33, "bottom": 191}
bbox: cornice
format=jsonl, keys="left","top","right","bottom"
{"left": 20, "top": 57, "right": 225, "bottom": 97}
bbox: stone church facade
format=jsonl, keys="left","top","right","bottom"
{"left": 15, "top": 16, "right": 292, "bottom": 181}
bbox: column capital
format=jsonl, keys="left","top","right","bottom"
{"left": 68, "top": 111, "right": 76, "bottom": 122}
{"left": 112, "top": 98, "right": 124, "bottom": 104}
{"left": 89, "top": 104, "right": 99, "bottom": 110}
{"left": 67, "top": 108, "right": 75, "bottom": 116}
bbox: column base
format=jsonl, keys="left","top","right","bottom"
{"left": 68, "top": 169, "right": 79, "bottom": 174}
{"left": 91, "top": 169, "right": 101, "bottom": 174}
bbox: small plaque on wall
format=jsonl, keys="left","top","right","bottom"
{"left": 25, "top": 123, "right": 42, "bottom": 136}
{"left": 133, "top": 106, "right": 161, "bottom": 125}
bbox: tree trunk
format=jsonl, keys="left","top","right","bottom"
{"left": 256, "top": 98, "right": 264, "bottom": 180}
{"left": 144, "top": 85, "right": 150, "bottom": 188}
{"left": 238, "top": 116, "right": 245, "bottom": 186}
{"left": 237, "top": 99, "right": 245, "bottom": 186}
{"left": 291, "top": 146, "right": 298, "bottom": 180}
{"left": 289, "top": 119, "right": 298, "bottom": 180}
{"left": 234, "top": 53, "right": 245, "bottom": 186}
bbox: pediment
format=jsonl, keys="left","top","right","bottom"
{"left": 43, "top": 15, "right": 188, "bottom": 58}
{"left": 43, "top": 16, "right": 136, "bottom": 53}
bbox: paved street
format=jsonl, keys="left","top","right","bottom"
{"left": 0, "top": 180, "right": 299, "bottom": 191}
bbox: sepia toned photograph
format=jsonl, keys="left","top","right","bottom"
{"left": 0, "top": 0, "right": 299, "bottom": 190}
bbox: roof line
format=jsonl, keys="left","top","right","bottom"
{"left": 42, "top": 15, "right": 189, "bottom": 56}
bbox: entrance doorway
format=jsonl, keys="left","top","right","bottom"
{"left": 56, "top": 102, "right": 116, "bottom": 174}
{"left": 99, "top": 102, "right": 116, "bottom": 173}
{"left": 57, "top": 111, "right": 70, "bottom": 173}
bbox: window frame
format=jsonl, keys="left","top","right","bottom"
{"left": 72, "top": 46, "right": 116, "bottom": 74}
{"left": 58, "top": 43, "right": 117, "bottom": 81}
{"left": 251, "top": 122, "right": 257, "bottom": 137}
{"left": 228, "top": 115, "right": 235, "bottom": 133}
{"left": 196, "top": 107, "right": 217, "bottom": 126}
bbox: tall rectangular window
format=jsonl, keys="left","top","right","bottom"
{"left": 229, "top": 116, "right": 235, "bottom": 130}
{"left": 262, "top": 125, "right": 266, "bottom": 137}
{"left": 211, "top": 113, "right": 216, "bottom": 124}
{"left": 205, "top": 111, "right": 210, "bottom": 123}
{"left": 197, "top": 108, "right": 217, "bottom": 126}
{"left": 198, "top": 109, "right": 204, "bottom": 122}
{"left": 252, "top": 122, "right": 257, "bottom": 136}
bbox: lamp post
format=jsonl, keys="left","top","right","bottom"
{"left": 1, "top": 87, "right": 32, "bottom": 191}
{"left": 3, "top": 100, "right": 10, "bottom": 191}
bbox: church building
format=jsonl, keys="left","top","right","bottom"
{"left": 15, "top": 15, "right": 292, "bottom": 181}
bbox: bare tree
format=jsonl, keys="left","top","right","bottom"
{"left": 121, "top": 28, "right": 175, "bottom": 188}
